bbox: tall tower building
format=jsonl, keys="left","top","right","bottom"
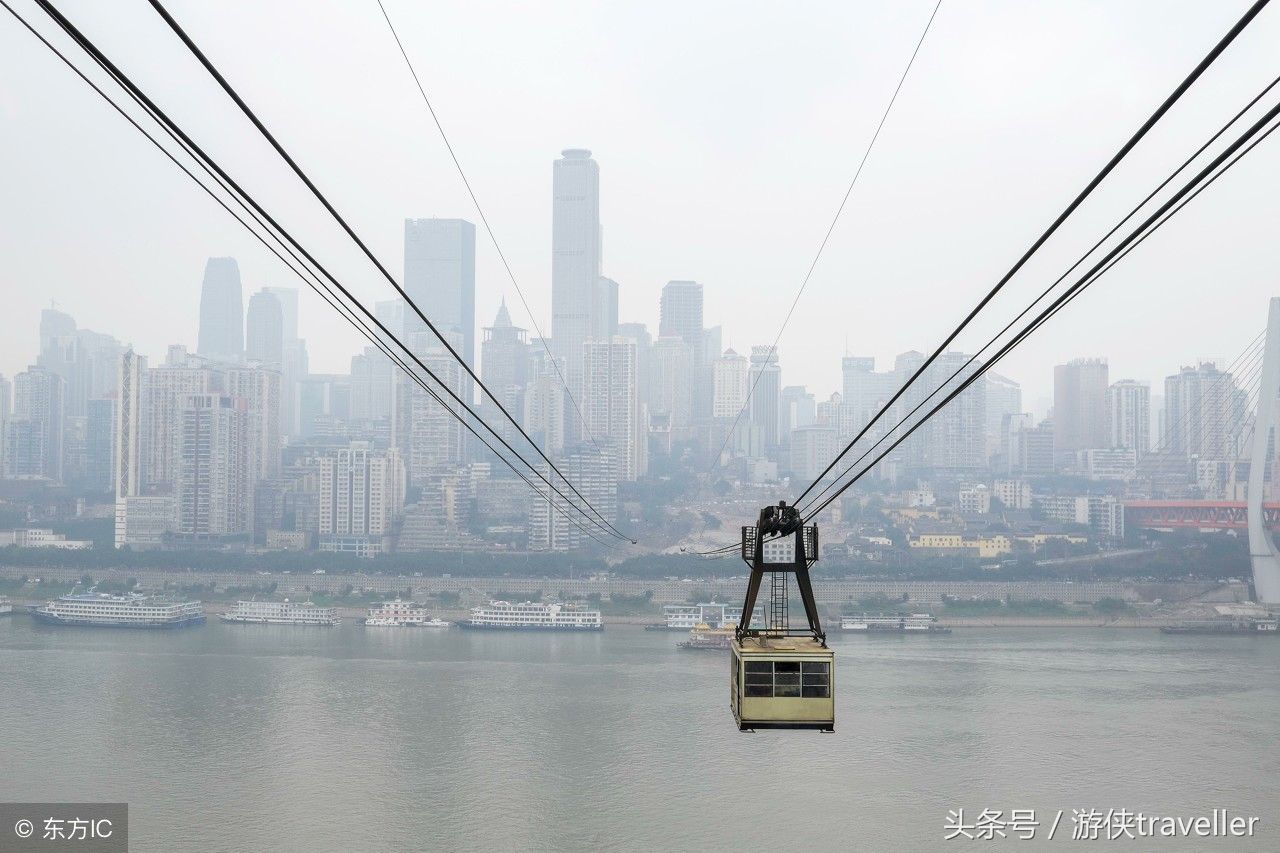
{"left": 8, "top": 366, "right": 65, "bottom": 481}
{"left": 1106, "top": 379, "right": 1151, "bottom": 454}
{"left": 480, "top": 299, "right": 531, "bottom": 434}
{"left": 262, "top": 287, "right": 299, "bottom": 343}
{"left": 551, "top": 149, "right": 602, "bottom": 430}
{"left": 196, "top": 257, "right": 244, "bottom": 363}
{"left": 650, "top": 336, "right": 693, "bottom": 435}
{"left": 144, "top": 356, "right": 220, "bottom": 492}
{"left": 113, "top": 349, "right": 146, "bottom": 499}
{"left": 404, "top": 218, "right": 477, "bottom": 371}
{"left": 1053, "top": 358, "right": 1109, "bottom": 454}
{"left": 748, "top": 346, "right": 782, "bottom": 453}
{"left": 713, "top": 349, "right": 750, "bottom": 420}
{"left": 245, "top": 289, "right": 284, "bottom": 369}
{"left": 583, "top": 336, "right": 643, "bottom": 481}
{"left": 1164, "top": 362, "right": 1248, "bottom": 460}
{"left": 659, "top": 280, "right": 706, "bottom": 419}
{"left": 176, "top": 393, "right": 251, "bottom": 539}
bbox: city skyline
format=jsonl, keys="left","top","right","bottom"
{"left": 4, "top": 2, "right": 1279, "bottom": 405}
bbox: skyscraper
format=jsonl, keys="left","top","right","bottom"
{"left": 114, "top": 349, "right": 146, "bottom": 500}
{"left": 1164, "top": 362, "right": 1248, "bottom": 460}
{"left": 552, "top": 149, "right": 602, "bottom": 428}
{"left": 1054, "top": 358, "right": 1109, "bottom": 454}
{"left": 262, "top": 286, "right": 299, "bottom": 343}
{"left": 583, "top": 336, "right": 643, "bottom": 481}
{"left": 8, "top": 366, "right": 65, "bottom": 481}
{"left": 650, "top": 336, "right": 693, "bottom": 435}
{"left": 404, "top": 218, "right": 477, "bottom": 371}
{"left": 1106, "top": 379, "right": 1151, "bottom": 454}
{"left": 176, "top": 393, "right": 251, "bottom": 539}
{"left": 748, "top": 346, "right": 782, "bottom": 453}
{"left": 659, "top": 281, "right": 707, "bottom": 420}
{"left": 480, "top": 299, "right": 531, "bottom": 432}
{"left": 245, "top": 289, "right": 284, "bottom": 368}
{"left": 197, "top": 257, "right": 244, "bottom": 363}
{"left": 713, "top": 349, "right": 749, "bottom": 419}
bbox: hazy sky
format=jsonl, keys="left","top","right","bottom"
{"left": 3, "top": 0, "right": 1279, "bottom": 413}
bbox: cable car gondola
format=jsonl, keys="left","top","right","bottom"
{"left": 730, "top": 503, "right": 834, "bottom": 732}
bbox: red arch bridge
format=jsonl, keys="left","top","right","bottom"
{"left": 1125, "top": 501, "right": 1280, "bottom": 531}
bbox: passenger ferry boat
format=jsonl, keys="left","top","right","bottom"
{"left": 31, "top": 592, "right": 204, "bottom": 628}
{"left": 677, "top": 623, "right": 736, "bottom": 651}
{"left": 841, "top": 612, "right": 952, "bottom": 634}
{"left": 461, "top": 600, "right": 603, "bottom": 631}
{"left": 363, "top": 599, "right": 448, "bottom": 628}
{"left": 220, "top": 599, "right": 339, "bottom": 626}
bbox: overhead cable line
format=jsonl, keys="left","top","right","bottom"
{"left": 2, "top": 0, "right": 618, "bottom": 548}
{"left": 710, "top": 0, "right": 944, "bottom": 472}
{"left": 374, "top": 0, "right": 601, "bottom": 453}
{"left": 794, "top": 0, "right": 1273, "bottom": 507}
{"left": 803, "top": 100, "right": 1280, "bottom": 522}
{"left": 797, "top": 68, "right": 1280, "bottom": 515}
{"left": 29, "top": 0, "right": 630, "bottom": 542}
{"left": 142, "top": 0, "right": 631, "bottom": 541}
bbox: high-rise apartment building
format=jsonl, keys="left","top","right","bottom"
{"left": 393, "top": 336, "right": 466, "bottom": 487}
{"left": 1164, "top": 362, "right": 1249, "bottom": 460}
{"left": 114, "top": 349, "right": 146, "bottom": 501}
{"left": 1054, "top": 358, "right": 1109, "bottom": 453}
{"left": 712, "top": 349, "right": 749, "bottom": 420}
{"left": 144, "top": 358, "right": 219, "bottom": 492}
{"left": 551, "top": 149, "right": 602, "bottom": 428}
{"left": 650, "top": 336, "right": 693, "bottom": 435}
{"left": 176, "top": 394, "right": 251, "bottom": 539}
{"left": 196, "top": 257, "right": 244, "bottom": 363}
{"left": 7, "top": 366, "right": 65, "bottom": 481}
{"left": 226, "top": 366, "right": 282, "bottom": 482}
{"left": 1106, "top": 379, "right": 1150, "bottom": 454}
{"left": 403, "top": 218, "right": 476, "bottom": 371}
{"left": 583, "top": 336, "right": 643, "bottom": 481}
{"left": 318, "top": 442, "right": 405, "bottom": 554}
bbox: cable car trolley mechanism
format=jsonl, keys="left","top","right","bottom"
{"left": 730, "top": 502, "right": 834, "bottom": 732}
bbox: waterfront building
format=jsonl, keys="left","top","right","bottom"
{"left": 6, "top": 365, "right": 64, "bottom": 481}
{"left": 1107, "top": 379, "right": 1151, "bottom": 454}
{"left": 583, "top": 336, "right": 643, "bottom": 481}
{"left": 317, "top": 442, "right": 405, "bottom": 555}
{"left": 176, "top": 394, "right": 251, "bottom": 541}
{"left": 1164, "top": 362, "right": 1249, "bottom": 461}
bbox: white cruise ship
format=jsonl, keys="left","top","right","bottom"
{"left": 31, "top": 592, "right": 204, "bottom": 628}
{"left": 653, "top": 602, "right": 764, "bottom": 630}
{"left": 841, "top": 612, "right": 951, "bottom": 634}
{"left": 220, "top": 599, "right": 339, "bottom": 626}
{"left": 363, "top": 599, "right": 449, "bottom": 628}
{"left": 461, "top": 600, "right": 603, "bottom": 631}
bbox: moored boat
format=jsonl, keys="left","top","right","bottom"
{"left": 31, "top": 592, "right": 204, "bottom": 628}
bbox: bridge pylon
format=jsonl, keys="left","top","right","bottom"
{"left": 1248, "top": 298, "right": 1280, "bottom": 604}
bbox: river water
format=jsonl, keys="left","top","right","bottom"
{"left": 1, "top": 616, "right": 1276, "bottom": 851}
